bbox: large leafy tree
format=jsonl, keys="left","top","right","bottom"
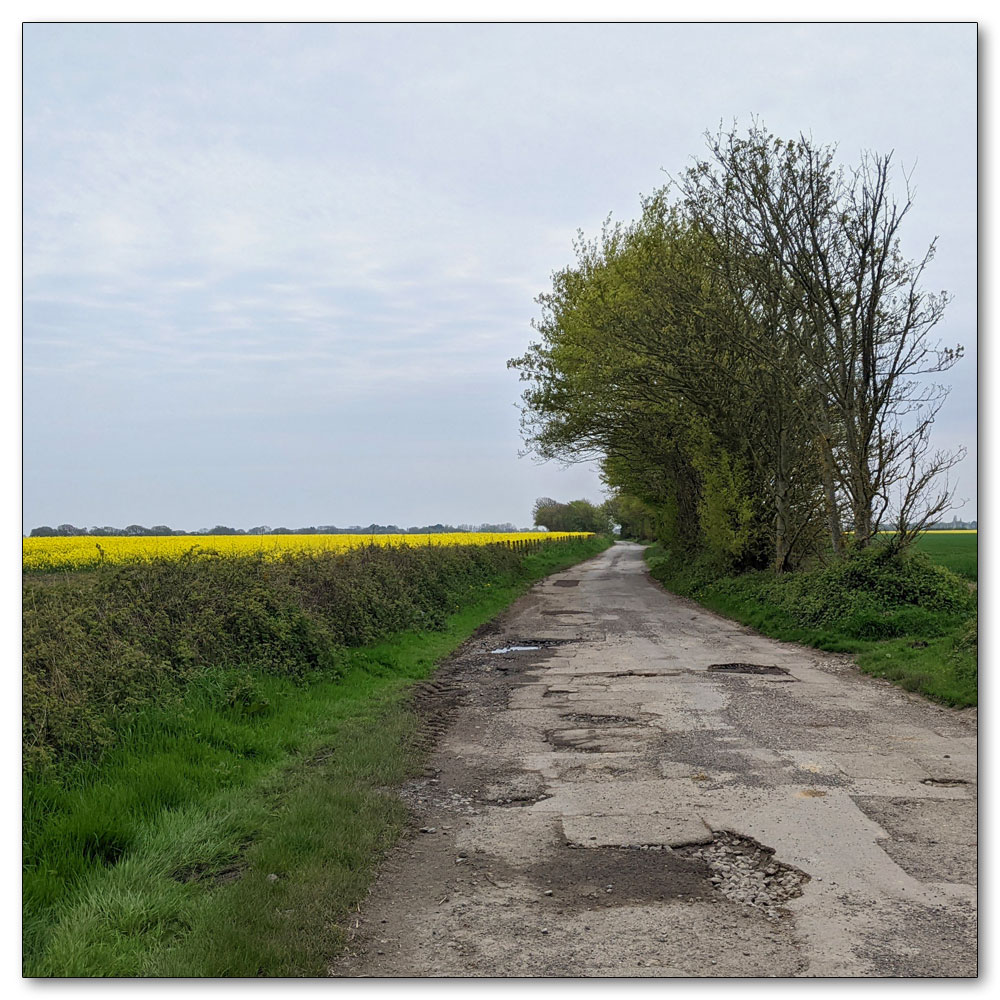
{"left": 511, "top": 194, "right": 823, "bottom": 572}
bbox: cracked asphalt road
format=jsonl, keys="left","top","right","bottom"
{"left": 333, "top": 542, "right": 977, "bottom": 978}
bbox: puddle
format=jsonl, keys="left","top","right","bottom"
{"left": 489, "top": 638, "right": 578, "bottom": 654}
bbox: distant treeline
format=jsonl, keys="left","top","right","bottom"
{"left": 27, "top": 522, "right": 537, "bottom": 538}
{"left": 531, "top": 498, "right": 612, "bottom": 535}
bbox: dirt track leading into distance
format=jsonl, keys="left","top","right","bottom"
{"left": 333, "top": 542, "right": 977, "bottom": 977}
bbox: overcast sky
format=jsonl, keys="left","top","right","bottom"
{"left": 21, "top": 22, "right": 977, "bottom": 532}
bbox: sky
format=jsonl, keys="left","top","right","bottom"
{"left": 21, "top": 22, "right": 978, "bottom": 532}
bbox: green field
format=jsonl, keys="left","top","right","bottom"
{"left": 912, "top": 532, "right": 978, "bottom": 582}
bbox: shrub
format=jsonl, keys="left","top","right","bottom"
{"left": 648, "top": 542, "right": 975, "bottom": 639}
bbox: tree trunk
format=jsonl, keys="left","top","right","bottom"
{"left": 817, "top": 432, "right": 843, "bottom": 557}
{"left": 853, "top": 484, "right": 873, "bottom": 548}
{"left": 841, "top": 411, "right": 874, "bottom": 549}
{"left": 774, "top": 427, "right": 792, "bottom": 573}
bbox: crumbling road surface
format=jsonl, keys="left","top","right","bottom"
{"left": 334, "top": 542, "right": 977, "bottom": 977}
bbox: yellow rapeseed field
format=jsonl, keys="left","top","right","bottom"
{"left": 22, "top": 532, "right": 593, "bottom": 572}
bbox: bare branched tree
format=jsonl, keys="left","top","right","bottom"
{"left": 680, "top": 123, "right": 963, "bottom": 551}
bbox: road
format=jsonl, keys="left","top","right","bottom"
{"left": 334, "top": 542, "right": 977, "bottom": 977}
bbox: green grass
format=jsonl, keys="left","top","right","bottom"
{"left": 911, "top": 532, "right": 978, "bottom": 581}
{"left": 852, "top": 628, "right": 977, "bottom": 706}
{"left": 645, "top": 544, "right": 977, "bottom": 708}
{"left": 24, "top": 536, "right": 611, "bottom": 977}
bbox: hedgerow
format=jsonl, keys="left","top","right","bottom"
{"left": 649, "top": 544, "right": 974, "bottom": 640}
{"left": 23, "top": 540, "right": 595, "bottom": 776}
{"left": 646, "top": 542, "right": 977, "bottom": 706}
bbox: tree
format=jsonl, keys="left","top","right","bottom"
{"left": 511, "top": 125, "right": 963, "bottom": 571}
{"left": 512, "top": 199, "right": 804, "bottom": 571}
{"left": 602, "top": 494, "right": 661, "bottom": 541}
{"left": 680, "top": 123, "right": 963, "bottom": 550}
{"left": 532, "top": 497, "right": 610, "bottom": 534}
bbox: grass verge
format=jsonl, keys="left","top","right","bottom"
{"left": 644, "top": 544, "right": 977, "bottom": 708}
{"left": 24, "top": 536, "right": 611, "bottom": 977}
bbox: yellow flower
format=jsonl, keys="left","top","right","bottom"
{"left": 22, "top": 532, "right": 593, "bottom": 571}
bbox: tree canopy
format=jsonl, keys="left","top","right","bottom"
{"left": 510, "top": 124, "right": 963, "bottom": 572}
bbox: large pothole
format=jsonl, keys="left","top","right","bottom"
{"left": 707, "top": 663, "right": 791, "bottom": 676}
{"left": 676, "top": 832, "right": 810, "bottom": 920}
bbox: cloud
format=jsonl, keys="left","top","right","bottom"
{"left": 21, "top": 23, "right": 976, "bottom": 529}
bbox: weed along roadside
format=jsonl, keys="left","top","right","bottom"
{"left": 22, "top": 534, "right": 610, "bottom": 977}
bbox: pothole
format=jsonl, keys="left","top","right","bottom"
{"left": 400, "top": 777, "right": 478, "bottom": 815}
{"left": 527, "top": 844, "right": 715, "bottom": 909}
{"left": 553, "top": 579, "right": 580, "bottom": 587}
{"left": 491, "top": 793, "right": 552, "bottom": 807}
{"left": 545, "top": 731, "right": 605, "bottom": 753}
{"left": 676, "top": 831, "right": 810, "bottom": 920}
{"left": 707, "top": 663, "right": 791, "bottom": 676}
{"left": 544, "top": 724, "right": 646, "bottom": 753}
{"left": 541, "top": 610, "right": 587, "bottom": 616}
{"left": 561, "top": 712, "right": 637, "bottom": 726}
{"left": 489, "top": 637, "right": 578, "bottom": 654}
{"left": 921, "top": 777, "right": 970, "bottom": 787}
